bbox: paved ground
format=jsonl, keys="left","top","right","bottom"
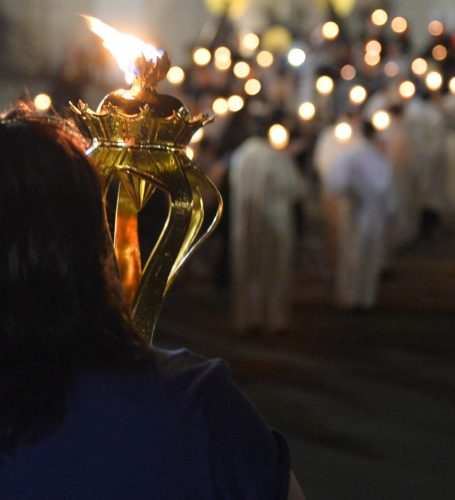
{"left": 154, "top": 230, "right": 455, "bottom": 500}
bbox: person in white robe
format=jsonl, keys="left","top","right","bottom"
{"left": 313, "top": 112, "right": 363, "bottom": 274}
{"left": 380, "top": 104, "right": 418, "bottom": 249}
{"left": 405, "top": 94, "right": 448, "bottom": 239}
{"left": 326, "top": 122, "right": 396, "bottom": 310}
{"left": 229, "top": 133, "right": 303, "bottom": 335}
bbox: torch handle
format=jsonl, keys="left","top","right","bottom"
{"left": 131, "top": 160, "right": 223, "bottom": 341}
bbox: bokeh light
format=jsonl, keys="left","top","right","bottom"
{"left": 227, "top": 95, "right": 245, "bottom": 112}
{"left": 372, "top": 110, "right": 391, "bottom": 131}
{"left": 34, "top": 93, "right": 52, "bottom": 112}
{"left": 340, "top": 64, "right": 356, "bottom": 80}
{"left": 411, "top": 58, "right": 428, "bottom": 76}
{"left": 322, "top": 21, "right": 340, "bottom": 40}
{"left": 166, "top": 66, "right": 185, "bottom": 85}
{"left": 256, "top": 50, "right": 274, "bottom": 68}
{"left": 432, "top": 44, "right": 448, "bottom": 61}
{"left": 244, "top": 78, "right": 261, "bottom": 96}
{"left": 371, "top": 9, "right": 388, "bottom": 26}
{"left": 212, "top": 97, "right": 229, "bottom": 115}
{"left": 428, "top": 20, "right": 444, "bottom": 36}
{"left": 399, "top": 80, "right": 416, "bottom": 99}
{"left": 316, "top": 75, "right": 334, "bottom": 95}
{"left": 268, "top": 124, "right": 289, "bottom": 149}
{"left": 287, "top": 48, "right": 306, "bottom": 67}
{"left": 384, "top": 61, "right": 399, "bottom": 77}
{"left": 241, "top": 32, "right": 260, "bottom": 51}
{"left": 214, "top": 46, "right": 231, "bottom": 64}
{"left": 298, "top": 101, "right": 316, "bottom": 121}
{"left": 204, "top": 0, "right": 248, "bottom": 19}
{"left": 364, "top": 52, "right": 381, "bottom": 66}
{"left": 391, "top": 16, "right": 408, "bottom": 33}
{"left": 193, "top": 47, "right": 211, "bottom": 66}
{"left": 233, "top": 61, "right": 251, "bottom": 78}
{"left": 349, "top": 85, "right": 367, "bottom": 105}
{"left": 425, "top": 71, "right": 443, "bottom": 91}
{"left": 449, "top": 77, "right": 455, "bottom": 95}
{"left": 334, "top": 122, "right": 352, "bottom": 142}
{"left": 365, "top": 40, "right": 382, "bottom": 55}
{"left": 262, "top": 25, "right": 292, "bottom": 53}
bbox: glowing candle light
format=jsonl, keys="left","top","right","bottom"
{"left": 166, "top": 66, "right": 185, "bottom": 85}
{"left": 242, "top": 32, "right": 260, "bottom": 51}
{"left": 349, "top": 85, "right": 367, "bottom": 105}
{"left": 256, "top": 50, "right": 274, "bottom": 68}
{"left": 384, "top": 61, "right": 399, "bottom": 77}
{"left": 287, "top": 48, "right": 306, "bottom": 67}
{"left": 399, "top": 80, "right": 416, "bottom": 99}
{"left": 428, "top": 20, "right": 444, "bottom": 36}
{"left": 425, "top": 71, "right": 443, "bottom": 91}
{"left": 212, "top": 97, "right": 229, "bottom": 115}
{"left": 432, "top": 44, "right": 448, "bottom": 61}
{"left": 372, "top": 110, "right": 390, "bottom": 130}
{"left": 449, "top": 77, "right": 455, "bottom": 95}
{"left": 34, "top": 93, "right": 52, "bottom": 112}
{"left": 316, "top": 75, "right": 334, "bottom": 95}
{"left": 365, "top": 52, "right": 381, "bottom": 66}
{"left": 233, "top": 61, "right": 250, "bottom": 78}
{"left": 298, "top": 101, "right": 316, "bottom": 121}
{"left": 411, "top": 58, "right": 428, "bottom": 76}
{"left": 193, "top": 47, "right": 211, "bottom": 66}
{"left": 340, "top": 64, "right": 356, "bottom": 80}
{"left": 83, "top": 14, "right": 161, "bottom": 84}
{"left": 322, "top": 21, "right": 340, "bottom": 40}
{"left": 335, "top": 122, "right": 352, "bottom": 142}
{"left": 268, "top": 124, "right": 289, "bottom": 149}
{"left": 214, "top": 46, "right": 231, "bottom": 63}
{"left": 214, "top": 46, "right": 231, "bottom": 71}
{"left": 391, "top": 16, "right": 408, "bottom": 34}
{"left": 365, "top": 40, "right": 382, "bottom": 55}
{"left": 371, "top": 9, "right": 388, "bottom": 26}
{"left": 227, "top": 95, "right": 245, "bottom": 112}
{"left": 244, "top": 78, "right": 261, "bottom": 96}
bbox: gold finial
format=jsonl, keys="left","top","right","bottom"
{"left": 132, "top": 51, "right": 171, "bottom": 92}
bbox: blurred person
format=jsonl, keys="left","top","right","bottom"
{"left": 444, "top": 89, "right": 455, "bottom": 211}
{"left": 229, "top": 117, "right": 304, "bottom": 336}
{"left": 406, "top": 92, "right": 448, "bottom": 239}
{"left": 0, "top": 105, "right": 305, "bottom": 500}
{"left": 381, "top": 104, "right": 418, "bottom": 249}
{"left": 326, "top": 121, "right": 396, "bottom": 310}
{"left": 313, "top": 110, "right": 363, "bottom": 274}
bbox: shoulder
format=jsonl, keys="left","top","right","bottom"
{"left": 79, "top": 349, "right": 290, "bottom": 498}
{"left": 6, "top": 349, "right": 290, "bottom": 499}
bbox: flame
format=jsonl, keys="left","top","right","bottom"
{"left": 82, "top": 15, "right": 161, "bottom": 84}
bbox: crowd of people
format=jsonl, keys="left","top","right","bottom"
{"left": 51, "top": 7, "right": 455, "bottom": 336}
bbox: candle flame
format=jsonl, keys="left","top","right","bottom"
{"left": 82, "top": 15, "right": 162, "bottom": 84}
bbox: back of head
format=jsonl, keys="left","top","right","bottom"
{"left": 0, "top": 105, "right": 150, "bottom": 448}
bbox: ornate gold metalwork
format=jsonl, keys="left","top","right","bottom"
{"left": 71, "top": 50, "right": 222, "bottom": 341}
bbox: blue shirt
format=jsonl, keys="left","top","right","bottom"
{"left": 1, "top": 348, "right": 290, "bottom": 499}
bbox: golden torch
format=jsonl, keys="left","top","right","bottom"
{"left": 72, "top": 16, "right": 222, "bottom": 342}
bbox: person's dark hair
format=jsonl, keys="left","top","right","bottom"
{"left": 0, "top": 104, "right": 153, "bottom": 450}
{"left": 388, "top": 103, "right": 404, "bottom": 117}
{"left": 362, "top": 120, "right": 377, "bottom": 140}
